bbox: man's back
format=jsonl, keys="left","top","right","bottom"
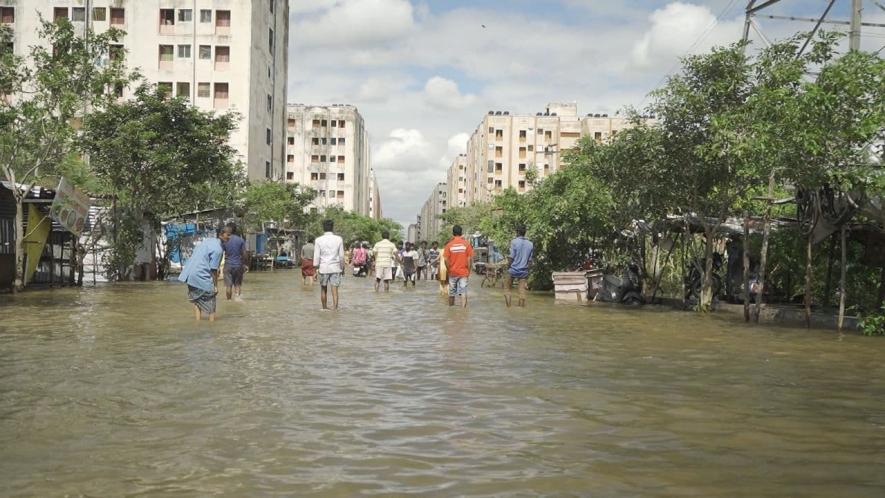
{"left": 315, "top": 233, "right": 344, "bottom": 273}
{"left": 223, "top": 234, "right": 245, "bottom": 267}
{"left": 302, "top": 243, "right": 315, "bottom": 260}
{"left": 444, "top": 236, "right": 473, "bottom": 278}
{"left": 373, "top": 239, "right": 396, "bottom": 268}
{"left": 509, "top": 237, "right": 534, "bottom": 277}
{"left": 179, "top": 238, "right": 222, "bottom": 291}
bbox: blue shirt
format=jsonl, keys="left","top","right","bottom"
{"left": 178, "top": 237, "right": 223, "bottom": 292}
{"left": 223, "top": 234, "right": 246, "bottom": 267}
{"left": 508, "top": 236, "right": 534, "bottom": 278}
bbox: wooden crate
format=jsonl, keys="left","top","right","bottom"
{"left": 552, "top": 272, "right": 588, "bottom": 302}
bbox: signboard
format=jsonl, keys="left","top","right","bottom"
{"left": 50, "top": 177, "right": 90, "bottom": 235}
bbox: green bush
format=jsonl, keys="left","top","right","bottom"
{"left": 860, "top": 302, "right": 885, "bottom": 336}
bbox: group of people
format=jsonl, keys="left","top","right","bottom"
{"left": 178, "top": 220, "right": 534, "bottom": 319}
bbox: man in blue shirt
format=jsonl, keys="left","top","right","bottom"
{"left": 178, "top": 230, "right": 225, "bottom": 321}
{"left": 221, "top": 224, "right": 247, "bottom": 301}
{"left": 505, "top": 224, "right": 534, "bottom": 308}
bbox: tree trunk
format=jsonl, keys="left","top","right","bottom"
{"left": 753, "top": 206, "right": 772, "bottom": 323}
{"left": 838, "top": 226, "right": 847, "bottom": 332}
{"left": 13, "top": 195, "right": 24, "bottom": 293}
{"left": 700, "top": 224, "right": 715, "bottom": 312}
{"left": 743, "top": 215, "right": 750, "bottom": 322}
{"left": 804, "top": 233, "right": 813, "bottom": 328}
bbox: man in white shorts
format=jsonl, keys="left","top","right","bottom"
{"left": 372, "top": 230, "right": 397, "bottom": 293}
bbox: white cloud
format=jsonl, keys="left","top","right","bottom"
{"left": 439, "top": 132, "right": 469, "bottom": 168}
{"left": 631, "top": 2, "right": 743, "bottom": 70}
{"left": 293, "top": 0, "right": 415, "bottom": 48}
{"left": 424, "top": 77, "right": 477, "bottom": 110}
{"left": 374, "top": 128, "right": 433, "bottom": 172}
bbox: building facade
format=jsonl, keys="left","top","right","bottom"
{"left": 368, "top": 169, "right": 382, "bottom": 220}
{"left": 285, "top": 104, "right": 371, "bottom": 216}
{"left": 446, "top": 154, "right": 468, "bottom": 210}
{"left": 1, "top": 0, "right": 289, "bottom": 181}
{"left": 417, "top": 182, "right": 447, "bottom": 243}
{"left": 464, "top": 102, "right": 654, "bottom": 205}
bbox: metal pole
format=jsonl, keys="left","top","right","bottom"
{"left": 850, "top": 0, "right": 862, "bottom": 51}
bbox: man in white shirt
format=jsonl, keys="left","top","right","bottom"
{"left": 371, "top": 230, "right": 397, "bottom": 293}
{"left": 314, "top": 219, "right": 345, "bottom": 310}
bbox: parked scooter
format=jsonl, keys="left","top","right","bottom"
{"left": 597, "top": 261, "right": 644, "bottom": 305}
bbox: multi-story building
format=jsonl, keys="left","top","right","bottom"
{"left": 368, "top": 169, "right": 382, "bottom": 220}
{"left": 446, "top": 154, "right": 469, "bottom": 209}
{"left": 285, "top": 104, "right": 371, "bottom": 215}
{"left": 463, "top": 102, "right": 654, "bottom": 204}
{"left": 1, "top": 0, "right": 289, "bottom": 181}
{"left": 417, "top": 182, "right": 447, "bottom": 243}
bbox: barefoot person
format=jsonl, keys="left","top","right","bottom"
{"left": 301, "top": 237, "right": 316, "bottom": 286}
{"left": 178, "top": 229, "right": 224, "bottom": 321}
{"left": 504, "top": 224, "right": 534, "bottom": 308}
{"left": 314, "top": 220, "right": 345, "bottom": 310}
{"left": 443, "top": 225, "right": 474, "bottom": 307}
{"left": 221, "top": 224, "right": 246, "bottom": 301}
{"left": 372, "top": 231, "right": 397, "bottom": 292}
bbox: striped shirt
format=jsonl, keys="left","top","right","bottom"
{"left": 372, "top": 239, "right": 397, "bottom": 269}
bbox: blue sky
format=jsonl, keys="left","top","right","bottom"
{"left": 288, "top": 0, "right": 885, "bottom": 227}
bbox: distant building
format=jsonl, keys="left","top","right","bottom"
{"left": 446, "top": 154, "right": 469, "bottom": 209}
{"left": 1, "top": 0, "right": 290, "bottom": 181}
{"left": 417, "top": 183, "right": 447, "bottom": 243}
{"left": 406, "top": 224, "right": 418, "bottom": 244}
{"left": 368, "top": 169, "right": 382, "bottom": 220}
{"left": 285, "top": 104, "right": 371, "bottom": 216}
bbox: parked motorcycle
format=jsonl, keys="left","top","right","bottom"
{"left": 596, "top": 262, "right": 644, "bottom": 305}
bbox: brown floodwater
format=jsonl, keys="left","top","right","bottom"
{"left": 1, "top": 271, "right": 884, "bottom": 497}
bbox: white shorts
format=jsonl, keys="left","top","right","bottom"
{"left": 375, "top": 267, "right": 393, "bottom": 281}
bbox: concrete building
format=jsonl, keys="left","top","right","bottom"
{"left": 1, "top": 0, "right": 289, "bottom": 181}
{"left": 417, "top": 182, "right": 447, "bottom": 243}
{"left": 285, "top": 104, "right": 371, "bottom": 216}
{"left": 368, "top": 169, "right": 382, "bottom": 220}
{"left": 406, "top": 224, "right": 418, "bottom": 244}
{"left": 446, "top": 154, "right": 468, "bottom": 209}
{"left": 463, "top": 102, "right": 654, "bottom": 204}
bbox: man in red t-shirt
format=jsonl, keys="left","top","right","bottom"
{"left": 443, "top": 224, "right": 474, "bottom": 307}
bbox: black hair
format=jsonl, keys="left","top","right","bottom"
{"left": 226, "top": 222, "right": 238, "bottom": 235}
{"left": 381, "top": 230, "right": 390, "bottom": 240}
{"left": 516, "top": 224, "right": 526, "bottom": 236}
{"left": 322, "top": 219, "right": 334, "bottom": 232}
{"left": 308, "top": 236, "right": 315, "bottom": 243}
{"left": 452, "top": 225, "right": 463, "bottom": 236}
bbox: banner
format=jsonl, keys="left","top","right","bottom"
{"left": 50, "top": 177, "right": 90, "bottom": 235}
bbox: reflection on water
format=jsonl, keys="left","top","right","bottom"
{"left": 1, "top": 272, "right": 884, "bottom": 496}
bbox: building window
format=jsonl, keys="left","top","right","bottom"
{"left": 159, "top": 9, "right": 174, "bottom": 26}
{"left": 268, "top": 28, "right": 274, "bottom": 53}
{"left": 197, "top": 82, "right": 210, "bottom": 98}
{"left": 330, "top": 138, "right": 337, "bottom": 145}
{"left": 157, "top": 82, "right": 173, "bottom": 96}
{"left": 215, "top": 10, "right": 230, "bottom": 33}
{"left": 266, "top": 128, "right": 272, "bottom": 145}
{"left": 213, "top": 82, "right": 229, "bottom": 108}
{"left": 177, "top": 44, "right": 191, "bottom": 58}
{"left": 178, "top": 9, "right": 192, "bottom": 22}
{"left": 288, "top": 137, "right": 295, "bottom": 145}
{"left": 311, "top": 173, "right": 319, "bottom": 181}
{"left": 109, "top": 44, "right": 124, "bottom": 62}
{"left": 519, "top": 130, "right": 526, "bottom": 141}
{"left": 287, "top": 154, "right": 294, "bottom": 163}
{"left": 110, "top": 8, "right": 125, "bottom": 26}
{"left": 321, "top": 138, "right": 327, "bottom": 145}
{"left": 176, "top": 82, "right": 190, "bottom": 99}
{"left": 337, "top": 191, "right": 345, "bottom": 199}
{"left": 54, "top": 8, "right": 68, "bottom": 21}
{"left": 92, "top": 7, "right": 106, "bottom": 21}
{"left": 495, "top": 129, "right": 504, "bottom": 140}
{"left": 494, "top": 180, "right": 502, "bottom": 188}
{"left": 266, "top": 161, "right": 271, "bottom": 178}
{"left": 312, "top": 138, "right": 319, "bottom": 145}
{"left": 319, "top": 173, "right": 327, "bottom": 180}
{"left": 71, "top": 8, "right": 85, "bottom": 22}
{"left": 495, "top": 146, "right": 503, "bottom": 158}
{"left": 312, "top": 119, "right": 320, "bottom": 128}
{"left": 495, "top": 162, "right": 503, "bottom": 173}
{"left": 199, "top": 45, "right": 211, "bottom": 60}
{"left": 339, "top": 137, "right": 345, "bottom": 146}
{"left": 518, "top": 163, "right": 526, "bottom": 172}
{"left": 488, "top": 126, "right": 494, "bottom": 133}
{"left": 0, "top": 7, "right": 14, "bottom": 24}
{"left": 320, "top": 155, "right": 326, "bottom": 162}
{"left": 214, "top": 46, "right": 229, "bottom": 70}
{"left": 594, "top": 132, "right": 602, "bottom": 142}
{"left": 330, "top": 120, "right": 337, "bottom": 128}
{"left": 337, "top": 155, "right": 345, "bottom": 163}
{"left": 527, "top": 145, "right": 533, "bottom": 152}
{"left": 267, "top": 95, "right": 272, "bottom": 113}
{"left": 158, "top": 45, "right": 173, "bottom": 69}
{"left": 270, "top": 0, "right": 275, "bottom": 13}
{"left": 518, "top": 180, "right": 526, "bottom": 190}
{"left": 321, "top": 120, "right": 327, "bottom": 127}
{"left": 200, "top": 10, "right": 212, "bottom": 23}
{"left": 286, "top": 172, "right": 294, "bottom": 180}
{"left": 311, "top": 155, "right": 319, "bottom": 163}
{"left": 337, "top": 173, "right": 345, "bottom": 181}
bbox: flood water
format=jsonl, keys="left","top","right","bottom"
{"left": 1, "top": 271, "right": 884, "bottom": 497}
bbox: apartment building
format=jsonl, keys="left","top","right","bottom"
{"left": 0, "top": 0, "right": 289, "bottom": 181}
{"left": 285, "top": 104, "right": 371, "bottom": 216}
{"left": 417, "top": 183, "right": 447, "bottom": 243}
{"left": 446, "top": 154, "right": 469, "bottom": 209}
{"left": 464, "top": 102, "right": 654, "bottom": 204}
{"left": 368, "top": 169, "right": 382, "bottom": 220}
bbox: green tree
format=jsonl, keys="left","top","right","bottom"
{"left": 81, "top": 85, "right": 243, "bottom": 279}
{"left": 0, "top": 19, "right": 132, "bottom": 291}
{"left": 308, "top": 206, "right": 402, "bottom": 245}
{"left": 241, "top": 180, "right": 315, "bottom": 232}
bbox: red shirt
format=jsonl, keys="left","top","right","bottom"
{"left": 443, "top": 236, "right": 474, "bottom": 278}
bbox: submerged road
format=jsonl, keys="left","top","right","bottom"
{"left": 1, "top": 272, "right": 884, "bottom": 496}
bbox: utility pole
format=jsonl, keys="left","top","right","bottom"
{"left": 850, "top": 0, "right": 863, "bottom": 50}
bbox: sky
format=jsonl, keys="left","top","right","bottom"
{"left": 286, "top": 0, "right": 885, "bottom": 228}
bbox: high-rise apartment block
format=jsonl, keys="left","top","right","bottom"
{"left": 417, "top": 182, "right": 447, "bottom": 243}
{"left": 446, "top": 154, "right": 468, "bottom": 210}
{"left": 285, "top": 104, "right": 372, "bottom": 216}
{"left": 1, "top": 0, "right": 289, "bottom": 181}
{"left": 368, "top": 169, "right": 382, "bottom": 220}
